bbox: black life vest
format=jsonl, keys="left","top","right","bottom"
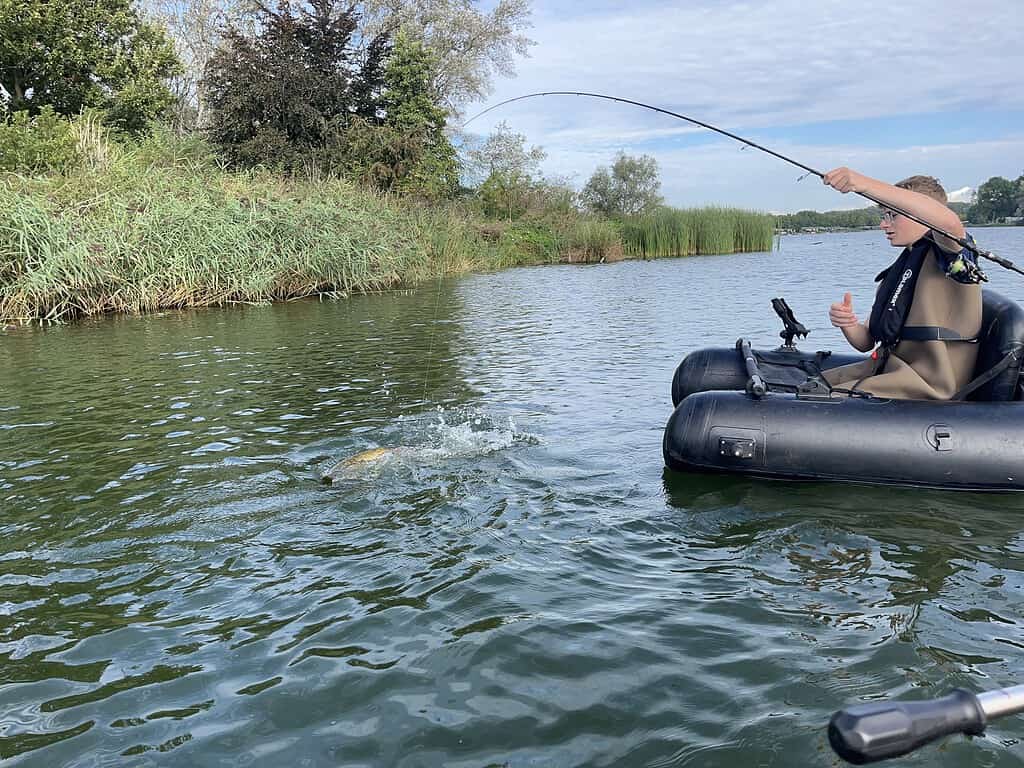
{"left": 868, "top": 237, "right": 977, "bottom": 348}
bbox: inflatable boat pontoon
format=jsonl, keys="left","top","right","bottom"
{"left": 663, "top": 291, "right": 1024, "bottom": 490}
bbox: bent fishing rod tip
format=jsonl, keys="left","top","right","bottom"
{"left": 463, "top": 91, "right": 1017, "bottom": 272}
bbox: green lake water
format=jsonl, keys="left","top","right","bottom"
{"left": 2, "top": 228, "right": 1024, "bottom": 766}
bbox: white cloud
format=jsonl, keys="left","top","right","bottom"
{"left": 491, "top": 0, "right": 1024, "bottom": 125}
{"left": 462, "top": 0, "right": 1024, "bottom": 210}
{"left": 947, "top": 186, "right": 974, "bottom": 204}
{"left": 658, "top": 137, "right": 1024, "bottom": 212}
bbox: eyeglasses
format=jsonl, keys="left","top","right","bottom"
{"left": 880, "top": 209, "right": 900, "bottom": 223}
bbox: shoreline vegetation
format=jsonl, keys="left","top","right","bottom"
{"left": 1, "top": 130, "right": 775, "bottom": 325}
{"left": 773, "top": 200, "right": 1024, "bottom": 236}
{"left": 4, "top": 1, "right": 1022, "bottom": 327}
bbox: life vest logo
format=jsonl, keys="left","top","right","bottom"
{"left": 888, "top": 268, "right": 914, "bottom": 309}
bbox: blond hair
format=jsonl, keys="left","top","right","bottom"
{"left": 895, "top": 175, "right": 948, "bottom": 204}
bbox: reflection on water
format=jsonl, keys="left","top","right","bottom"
{"left": 2, "top": 229, "right": 1023, "bottom": 766}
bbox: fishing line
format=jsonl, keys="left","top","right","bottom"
{"left": 463, "top": 91, "right": 1024, "bottom": 277}
{"left": 420, "top": 261, "right": 446, "bottom": 406}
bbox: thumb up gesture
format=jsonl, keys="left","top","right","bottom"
{"left": 829, "top": 292, "right": 859, "bottom": 328}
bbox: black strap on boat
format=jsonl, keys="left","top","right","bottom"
{"left": 899, "top": 326, "right": 979, "bottom": 343}
{"left": 838, "top": 347, "right": 890, "bottom": 399}
{"left": 951, "top": 348, "right": 1024, "bottom": 401}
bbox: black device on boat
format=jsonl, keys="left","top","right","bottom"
{"left": 771, "top": 297, "right": 808, "bottom": 350}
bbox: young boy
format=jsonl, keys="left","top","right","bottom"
{"left": 819, "top": 167, "right": 984, "bottom": 400}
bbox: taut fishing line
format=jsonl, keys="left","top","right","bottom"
{"left": 421, "top": 268, "right": 445, "bottom": 406}
{"left": 463, "top": 91, "right": 1024, "bottom": 277}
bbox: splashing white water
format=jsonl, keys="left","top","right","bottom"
{"left": 322, "top": 408, "right": 535, "bottom": 483}
{"left": 418, "top": 407, "right": 521, "bottom": 458}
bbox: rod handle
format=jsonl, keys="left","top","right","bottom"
{"left": 828, "top": 689, "right": 986, "bottom": 764}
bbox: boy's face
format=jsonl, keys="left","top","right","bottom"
{"left": 879, "top": 208, "right": 928, "bottom": 247}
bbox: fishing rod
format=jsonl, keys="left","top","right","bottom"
{"left": 464, "top": 91, "right": 1024, "bottom": 278}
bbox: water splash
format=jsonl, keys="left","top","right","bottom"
{"left": 321, "top": 407, "right": 535, "bottom": 483}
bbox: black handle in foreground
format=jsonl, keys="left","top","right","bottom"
{"left": 828, "top": 689, "right": 986, "bottom": 764}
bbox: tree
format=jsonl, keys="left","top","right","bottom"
{"left": 581, "top": 152, "right": 663, "bottom": 217}
{"left": 140, "top": 0, "right": 250, "bottom": 130}
{"left": 331, "top": 31, "right": 458, "bottom": 196}
{"left": 464, "top": 121, "right": 544, "bottom": 183}
{"left": 380, "top": 29, "right": 458, "bottom": 196}
{"left": 1016, "top": 173, "right": 1024, "bottom": 218}
{"left": 0, "top": 0, "right": 181, "bottom": 132}
{"left": 969, "top": 176, "right": 1019, "bottom": 223}
{"left": 464, "top": 121, "right": 545, "bottom": 220}
{"left": 476, "top": 171, "right": 525, "bottom": 220}
{"left": 202, "top": 0, "right": 390, "bottom": 170}
{"left": 360, "top": 0, "right": 534, "bottom": 111}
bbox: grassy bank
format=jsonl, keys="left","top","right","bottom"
{"left": 0, "top": 134, "right": 486, "bottom": 322}
{"left": 1, "top": 132, "right": 774, "bottom": 324}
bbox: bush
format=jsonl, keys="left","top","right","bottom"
{"left": 123, "top": 123, "right": 220, "bottom": 171}
{"left": 496, "top": 223, "right": 561, "bottom": 267}
{"left": 325, "top": 118, "right": 429, "bottom": 194}
{"left": 0, "top": 108, "right": 79, "bottom": 173}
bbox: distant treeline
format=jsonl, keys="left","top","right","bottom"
{"left": 775, "top": 202, "right": 973, "bottom": 231}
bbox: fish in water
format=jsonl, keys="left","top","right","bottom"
{"left": 321, "top": 446, "right": 410, "bottom": 483}
{"left": 321, "top": 418, "right": 525, "bottom": 484}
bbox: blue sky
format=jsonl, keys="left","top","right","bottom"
{"left": 463, "top": 0, "right": 1024, "bottom": 213}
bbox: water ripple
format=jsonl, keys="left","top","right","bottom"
{"left": 2, "top": 232, "right": 1024, "bottom": 765}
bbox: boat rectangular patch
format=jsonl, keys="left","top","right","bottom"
{"left": 708, "top": 426, "right": 765, "bottom": 465}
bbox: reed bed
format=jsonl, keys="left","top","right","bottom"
{"left": 621, "top": 207, "right": 774, "bottom": 258}
{"left": 1, "top": 127, "right": 776, "bottom": 323}
{"left": 0, "top": 138, "right": 503, "bottom": 322}
{"left": 564, "top": 219, "right": 623, "bottom": 263}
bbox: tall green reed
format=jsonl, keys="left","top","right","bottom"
{"left": 621, "top": 207, "right": 774, "bottom": 258}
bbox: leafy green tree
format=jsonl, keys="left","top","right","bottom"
{"left": 379, "top": 30, "right": 458, "bottom": 197}
{"left": 581, "top": 152, "right": 663, "bottom": 217}
{"left": 969, "top": 176, "right": 1019, "bottom": 223}
{"left": 1015, "top": 173, "right": 1024, "bottom": 218}
{"left": 298, "top": 29, "right": 457, "bottom": 196}
{"left": 465, "top": 122, "right": 545, "bottom": 220}
{"left": 202, "top": 0, "right": 390, "bottom": 170}
{"left": 0, "top": 0, "right": 180, "bottom": 132}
